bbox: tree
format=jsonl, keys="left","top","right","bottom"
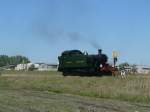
{"left": 0, "top": 55, "right": 9, "bottom": 67}
{"left": 9, "top": 55, "right": 30, "bottom": 66}
{"left": 28, "top": 64, "right": 35, "bottom": 71}
{"left": 0, "top": 55, "right": 30, "bottom": 67}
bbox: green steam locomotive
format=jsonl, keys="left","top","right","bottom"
{"left": 58, "top": 49, "right": 115, "bottom": 76}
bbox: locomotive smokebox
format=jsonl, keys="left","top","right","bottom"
{"left": 98, "top": 49, "right": 102, "bottom": 55}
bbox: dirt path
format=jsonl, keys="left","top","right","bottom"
{"left": 0, "top": 89, "right": 149, "bottom": 112}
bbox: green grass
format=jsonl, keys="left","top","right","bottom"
{"left": 1, "top": 71, "right": 150, "bottom": 103}
{"left": 2, "top": 70, "right": 57, "bottom": 75}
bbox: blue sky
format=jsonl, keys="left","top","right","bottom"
{"left": 0, "top": 0, "right": 150, "bottom": 65}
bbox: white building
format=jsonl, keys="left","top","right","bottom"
{"left": 124, "top": 66, "right": 133, "bottom": 73}
{"left": 37, "top": 63, "right": 58, "bottom": 71}
{"left": 15, "top": 64, "right": 27, "bottom": 70}
{"left": 15, "top": 63, "right": 58, "bottom": 71}
{"left": 33, "top": 63, "right": 40, "bottom": 69}
{"left": 136, "top": 65, "right": 150, "bottom": 74}
{"left": 15, "top": 63, "right": 34, "bottom": 71}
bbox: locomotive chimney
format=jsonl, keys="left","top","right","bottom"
{"left": 98, "top": 49, "right": 102, "bottom": 55}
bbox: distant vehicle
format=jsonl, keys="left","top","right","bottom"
{"left": 58, "top": 49, "right": 117, "bottom": 76}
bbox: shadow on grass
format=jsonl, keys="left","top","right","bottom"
{"left": 62, "top": 72, "right": 112, "bottom": 77}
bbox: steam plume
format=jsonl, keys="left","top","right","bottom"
{"left": 31, "top": 21, "right": 101, "bottom": 49}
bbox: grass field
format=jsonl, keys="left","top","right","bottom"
{"left": 0, "top": 71, "right": 150, "bottom": 112}
{"left": 1, "top": 71, "right": 150, "bottom": 103}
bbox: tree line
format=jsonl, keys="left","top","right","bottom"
{"left": 0, "top": 55, "right": 30, "bottom": 67}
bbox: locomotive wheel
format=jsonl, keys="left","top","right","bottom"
{"left": 62, "top": 71, "right": 69, "bottom": 76}
{"left": 62, "top": 72, "right": 67, "bottom": 76}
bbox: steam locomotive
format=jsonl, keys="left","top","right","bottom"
{"left": 58, "top": 49, "right": 116, "bottom": 76}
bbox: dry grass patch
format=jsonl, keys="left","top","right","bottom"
{"left": 1, "top": 71, "right": 150, "bottom": 103}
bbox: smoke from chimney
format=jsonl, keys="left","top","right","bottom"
{"left": 31, "top": 20, "right": 101, "bottom": 49}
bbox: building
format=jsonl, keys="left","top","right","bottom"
{"left": 124, "top": 66, "right": 133, "bottom": 73}
{"left": 15, "top": 63, "right": 58, "bottom": 71}
{"left": 15, "top": 64, "right": 27, "bottom": 70}
{"left": 15, "top": 63, "right": 34, "bottom": 71}
{"left": 37, "top": 63, "right": 58, "bottom": 71}
{"left": 136, "top": 65, "right": 150, "bottom": 74}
